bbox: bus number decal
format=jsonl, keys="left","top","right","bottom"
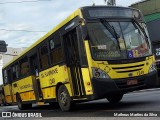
{"left": 137, "top": 70, "right": 144, "bottom": 76}
{"left": 49, "top": 78, "right": 55, "bottom": 85}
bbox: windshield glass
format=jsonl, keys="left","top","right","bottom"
{"left": 87, "top": 21, "right": 151, "bottom": 60}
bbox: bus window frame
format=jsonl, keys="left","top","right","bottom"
{"left": 38, "top": 42, "right": 50, "bottom": 70}
{"left": 19, "top": 56, "right": 30, "bottom": 78}
{"left": 48, "top": 32, "right": 64, "bottom": 66}
{"left": 59, "top": 16, "right": 88, "bottom": 67}
{"left": 11, "top": 62, "right": 20, "bottom": 82}
{"left": 3, "top": 69, "right": 8, "bottom": 85}
{"left": 29, "top": 52, "right": 40, "bottom": 76}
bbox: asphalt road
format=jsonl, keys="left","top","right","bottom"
{"left": 0, "top": 89, "right": 160, "bottom": 119}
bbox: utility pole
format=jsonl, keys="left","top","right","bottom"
{"left": 92, "top": 0, "right": 95, "bottom": 6}
{"left": 104, "top": 0, "right": 116, "bottom": 6}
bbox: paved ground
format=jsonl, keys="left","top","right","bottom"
{"left": 0, "top": 89, "right": 160, "bottom": 119}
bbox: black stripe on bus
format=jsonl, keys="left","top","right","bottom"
{"left": 18, "top": 90, "right": 34, "bottom": 94}
{"left": 112, "top": 64, "right": 144, "bottom": 69}
{"left": 115, "top": 69, "right": 142, "bottom": 73}
{"left": 41, "top": 82, "right": 69, "bottom": 90}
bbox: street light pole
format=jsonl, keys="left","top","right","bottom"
{"left": 104, "top": 0, "right": 116, "bottom": 6}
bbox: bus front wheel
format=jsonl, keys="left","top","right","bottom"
{"left": 57, "top": 85, "right": 72, "bottom": 112}
{"left": 106, "top": 93, "right": 123, "bottom": 104}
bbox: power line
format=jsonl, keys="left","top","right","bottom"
{"left": 0, "top": 28, "right": 47, "bottom": 33}
{"left": 0, "top": 0, "right": 52, "bottom": 4}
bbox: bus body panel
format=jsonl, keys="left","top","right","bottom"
{"left": 0, "top": 85, "right": 5, "bottom": 105}
{"left": 12, "top": 76, "right": 36, "bottom": 102}
{"left": 39, "top": 65, "right": 72, "bottom": 99}
{"left": 3, "top": 84, "right": 12, "bottom": 103}
{"left": 41, "top": 86, "right": 56, "bottom": 100}
{"left": 81, "top": 68, "right": 93, "bottom": 95}
{"left": 19, "top": 91, "right": 35, "bottom": 102}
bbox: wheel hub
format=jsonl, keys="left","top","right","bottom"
{"left": 60, "top": 91, "right": 67, "bottom": 105}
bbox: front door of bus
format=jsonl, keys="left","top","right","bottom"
{"left": 7, "top": 69, "right": 14, "bottom": 103}
{"left": 63, "top": 27, "right": 85, "bottom": 97}
{"left": 30, "top": 54, "right": 42, "bottom": 101}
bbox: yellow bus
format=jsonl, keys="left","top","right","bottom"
{"left": 2, "top": 6, "right": 160, "bottom": 111}
{"left": 0, "top": 84, "right": 5, "bottom": 106}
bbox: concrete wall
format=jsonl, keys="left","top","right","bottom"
{"left": 0, "top": 47, "right": 26, "bottom": 84}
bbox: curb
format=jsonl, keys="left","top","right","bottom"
{"left": 133, "top": 88, "right": 160, "bottom": 93}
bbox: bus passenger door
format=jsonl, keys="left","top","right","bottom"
{"left": 7, "top": 69, "right": 14, "bottom": 104}
{"left": 63, "top": 27, "right": 85, "bottom": 97}
{"left": 29, "top": 54, "right": 43, "bottom": 101}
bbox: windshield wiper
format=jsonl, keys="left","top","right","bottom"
{"left": 100, "top": 18, "right": 121, "bottom": 51}
{"left": 132, "top": 18, "right": 150, "bottom": 48}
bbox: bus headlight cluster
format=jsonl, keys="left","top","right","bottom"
{"left": 149, "top": 63, "right": 157, "bottom": 73}
{"left": 92, "top": 68, "right": 110, "bottom": 79}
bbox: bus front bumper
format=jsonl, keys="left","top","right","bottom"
{"left": 91, "top": 71, "right": 159, "bottom": 99}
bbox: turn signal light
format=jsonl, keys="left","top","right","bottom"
{"left": 87, "top": 82, "right": 90, "bottom": 85}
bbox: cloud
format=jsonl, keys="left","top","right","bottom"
{"left": 0, "top": 22, "right": 45, "bottom": 47}
{"left": 0, "top": 0, "right": 140, "bottom": 48}
{"left": 0, "top": 6, "right": 6, "bottom": 25}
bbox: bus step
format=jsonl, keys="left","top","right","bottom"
{"left": 39, "top": 98, "right": 43, "bottom": 100}
{"left": 37, "top": 102, "right": 45, "bottom": 105}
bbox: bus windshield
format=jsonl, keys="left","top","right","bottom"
{"left": 87, "top": 21, "right": 151, "bottom": 60}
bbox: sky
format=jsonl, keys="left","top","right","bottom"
{"left": 0, "top": 0, "right": 142, "bottom": 48}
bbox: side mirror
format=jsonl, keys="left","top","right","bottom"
{"left": 0, "top": 40, "right": 7, "bottom": 52}
{"left": 78, "top": 18, "right": 85, "bottom": 25}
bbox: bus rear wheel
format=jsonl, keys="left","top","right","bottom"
{"left": 106, "top": 93, "right": 123, "bottom": 104}
{"left": 57, "top": 85, "right": 72, "bottom": 112}
{"left": 16, "top": 94, "right": 32, "bottom": 110}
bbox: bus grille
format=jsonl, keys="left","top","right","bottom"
{"left": 112, "top": 64, "right": 144, "bottom": 73}
{"left": 115, "top": 79, "right": 145, "bottom": 89}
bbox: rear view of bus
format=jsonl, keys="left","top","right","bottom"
{"left": 80, "top": 6, "right": 159, "bottom": 102}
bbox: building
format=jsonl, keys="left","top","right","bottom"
{"left": 130, "top": 0, "right": 160, "bottom": 59}
{"left": 0, "top": 47, "right": 26, "bottom": 84}
{"left": 130, "top": 0, "right": 160, "bottom": 76}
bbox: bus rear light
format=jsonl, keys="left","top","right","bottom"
{"left": 87, "top": 90, "right": 91, "bottom": 92}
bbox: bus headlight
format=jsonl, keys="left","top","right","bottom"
{"left": 92, "top": 68, "right": 110, "bottom": 78}
{"left": 149, "top": 63, "right": 157, "bottom": 73}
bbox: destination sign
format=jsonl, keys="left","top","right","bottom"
{"left": 86, "top": 8, "right": 141, "bottom": 19}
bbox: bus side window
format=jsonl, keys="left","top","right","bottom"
{"left": 12, "top": 63, "right": 20, "bottom": 80}
{"left": 20, "top": 57, "right": 29, "bottom": 77}
{"left": 39, "top": 44, "right": 49, "bottom": 69}
{"left": 7, "top": 69, "right": 12, "bottom": 83}
{"left": 29, "top": 54, "right": 39, "bottom": 76}
{"left": 3, "top": 70, "right": 8, "bottom": 84}
{"left": 12, "top": 66, "right": 16, "bottom": 80}
{"left": 49, "top": 34, "right": 63, "bottom": 65}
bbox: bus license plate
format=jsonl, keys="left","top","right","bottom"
{"left": 127, "top": 80, "right": 138, "bottom": 85}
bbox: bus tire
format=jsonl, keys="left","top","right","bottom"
{"left": 106, "top": 93, "right": 123, "bottom": 104}
{"left": 57, "top": 85, "right": 71, "bottom": 112}
{"left": 16, "top": 94, "right": 32, "bottom": 110}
